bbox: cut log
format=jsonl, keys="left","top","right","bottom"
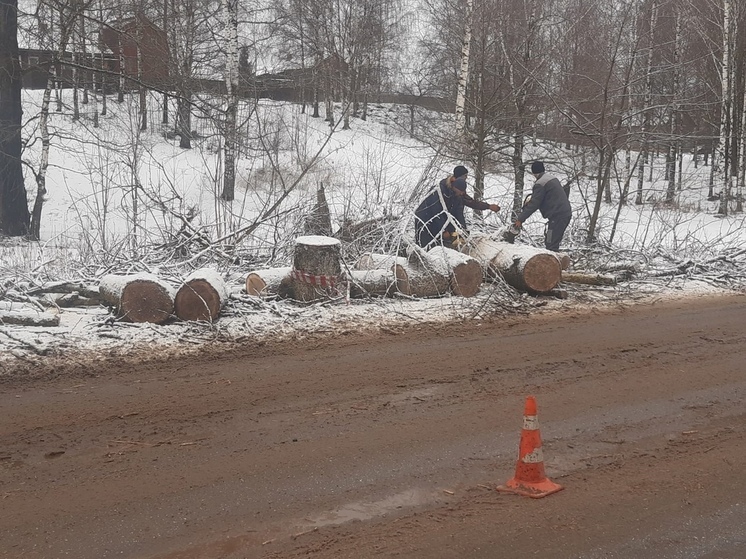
{"left": 348, "top": 269, "right": 397, "bottom": 298}
{"left": 99, "top": 273, "right": 175, "bottom": 324}
{"left": 463, "top": 235, "right": 562, "bottom": 293}
{"left": 561, "top": 272, "right": 617, "bottom": 286}
{"left": 245, "top": 266, "right": 292, "bottom": 297}
{"left": 426, "top": 246, "right": 483, "bottom": 297}
{"left": 286, "top": 235, "right": 343, "bottom": 302}
{"left": 393, "top": 261, "right": 450, "bottom": 298}
{"left": 0, "top": 307, "right": 60, "bottom": 327}
{"left": 174, "top": 268, "right": 229, "bottom": 322}
{"left": 354, "top": 253, "right": 408, "bottom": 271}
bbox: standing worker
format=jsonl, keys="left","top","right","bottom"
{"left": 511, "top": 161, "right": 572, "bottom": 252}
{"left": 414, "top": 166, "right": 501, "bottom": 249}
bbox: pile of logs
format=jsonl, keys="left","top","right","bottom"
{"left": 99, "top": 269, "right": 229, "bottom": 324}
{"left": 245, "top": 233, "right": 577, "bottom": 302}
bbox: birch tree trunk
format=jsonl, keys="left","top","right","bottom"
{"left": 666, "top": 5, "right": 682, "bottom": 204}
{"left": 220, "top": 0, "right": 239, "bottom": 201}
{"left": 716, "top": 0, "right": 732, "bottom": 215}
{"left": 454, "top": 0, "right": 473, "bottom": 135}
{"left": 739, "top": 54, "right": 746, "bottom": 212}
{"left": 30, "top": 6, "right": 77, "bottom": 239}
{"left": 636, "top": 0, "right": 657, "bottom": 206}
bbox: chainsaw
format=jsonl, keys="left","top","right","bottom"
{"left": 501, "top": 223, "right": 521, "bottom": 243}
{"left": 501, "top": 194, "right": 531, "bottom": 243}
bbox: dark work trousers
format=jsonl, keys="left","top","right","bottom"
{"left": 544, "top": 213, "right": 571, "bottom": 252}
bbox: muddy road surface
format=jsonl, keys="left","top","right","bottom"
{"left": 2, "top": 294, "right": 746, "bottom": 559}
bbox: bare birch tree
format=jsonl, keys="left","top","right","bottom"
{"left": 220, "top": 0, "right": 239, "bottom": 201}
{"left": 454, "top": 0, "right": 473, "bottom": 136}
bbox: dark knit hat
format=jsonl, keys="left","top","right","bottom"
{"left": 531, "top": 161, "right": 545, "bottom": 174}
{"left": 452, "top": 177, "right": 468, "bottom": 192}
{"left": 453, "top": 165, "right": 469, "bottom": 178}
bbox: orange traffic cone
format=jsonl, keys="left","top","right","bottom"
{"left": 497, "top": 395, "right": 563, "bottom": 498}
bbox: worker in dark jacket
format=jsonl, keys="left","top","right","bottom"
{"left": 513, "top": 161, "right": 572, "bottom": 252}
{"left": 414, "top": 166, "right": 500, "bottom": 249}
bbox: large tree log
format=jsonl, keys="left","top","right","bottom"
{"left": 425, "top": 246, "right": 483, "bottom": 297}
{"left": 354, "top": 253, "right": 408, "bottom": 271}
{"left": 174, "top": 268, "right": 229, "bottom": 322}
{"left": 99, "top": 273, "right": 175, "bottom": 324}
{"left": 347, "top": 269, "right": 397, "bottom": 298}
{"left": 463, "top": 235, "right": 562, "bottom": 293}
{"left": 285, "top": 235, "right": 343, "bottom": 302}
{"left": 245, "top": 266, "right": 292, "bottom": 297}
{"left": 388, "top": 246, "right": 449, "bottom": 297}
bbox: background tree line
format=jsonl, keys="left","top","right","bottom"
{"left": 1, "top": 0, "right": 745, "bottom": 250}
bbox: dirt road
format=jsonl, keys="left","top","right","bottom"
{"left": 2, "top": 294, "right": 746, "bottom": 559}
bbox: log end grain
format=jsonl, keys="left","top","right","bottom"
{"left": 522, "top": 254, "right": 562, "bottom": 293}
{"left": 119, "top": 280, "right": 175, "bottom": 324}
{"left": 450, "top": 260, "right": 483, "bottom": 297}
{"left": 246, "top": 273, "right": 268, "bottom": 297}
{"left": 175, "top": 279, "right": 223, "bottom": 322}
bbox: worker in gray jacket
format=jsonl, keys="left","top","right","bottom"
{"left": 513, "top": 161, "right": 572, "bottom": 252}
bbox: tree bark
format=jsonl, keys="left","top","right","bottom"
{"left": 348, "top": 269, "right": 397, "bottom": 298}
{"left": 220, "top": 0, "right": 239, "bottom": 201}
{"left": 715, "top": 0, "right": 732, "bottom": 215}
{"left": 99, "top": 273, "right": 175, "bottom": 324}
{"left": 393, "top": 262, "right": 450, "bottom": 298}
{"left": 454, "top": 0, "right": 473, "bottom": 134}
{"left": 425, "top": 246, "right": 483, "bottom": 297}
{"left": 354, "top": 253, "right": 408, "bottom": 271}
{"left": 174, "top": 268, "right": 228, "bottom": 322}
{"left": 0, "top": 0, "right": 30, "bottom": 236}
{"left": 284, "top": 235, "right": 342, "bottom": 302}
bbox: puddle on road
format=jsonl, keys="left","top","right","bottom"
{"left": 304, "top": 487, "right": 437, "bottom": 527}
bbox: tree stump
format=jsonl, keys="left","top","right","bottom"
{"left": 463, "top": 234, "right": 562, "bottom": 293}
{"left": 286, "top": 235, "right": 342, "bottom": 302}
{"left": 245, "top": 266, "right": 292, "bottom": 297}
{"left": 99, "top": 273, "right": 175, "bottom": 324}
{"left": 174, "top": 268, "right": 229, "bottom": 322}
